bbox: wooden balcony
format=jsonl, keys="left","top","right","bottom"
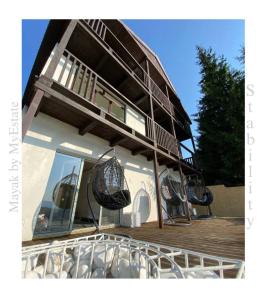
{"left": 34, "top": 49, "right": 196, "bottom": 174}
{"left": 183, "top": 156, "right": 198, "bottom": 170}
{"left": 79, "top": 19, "right": 191, "bottom": 138}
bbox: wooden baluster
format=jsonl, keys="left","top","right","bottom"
{"left": 92, "top": 19, "right": 97, "bottom": 31}
{"left": 84, "top": 71, "right": 93, "bottom": 100}
{"left": 57, "top": 54, "right": 69, "bottom": 84}
{"left": 78, "top": 66, "right": 87, "bottom": 95}
{"left": 95, "top": 20, "right": 100, "bottom": 34}
{"left": 89, "top": 19, "right": 94, "bottom": 28}
{"left": 90, "top": 75, "right": 97, "bottom": 103}
{"left": 65, "top": 56, "right": 76, "bottom": 89}
{"left": 98, "top": 22, "right": 104, "bottom": 37}
{"left": 71, "top": 63, "right": 82, "bottom": 91}
{"left": 160, "top": 127, "right": 165, "bottom": 148}
{"left": 102, "top": 26, "right": 107, "bottom": 40}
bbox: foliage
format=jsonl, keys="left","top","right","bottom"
{"left": 194, "top": 47, "right": 244, "bottom": 186}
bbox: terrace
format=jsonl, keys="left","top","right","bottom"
{"left": 22, "top": 218, "right": 244, "bottom": 278}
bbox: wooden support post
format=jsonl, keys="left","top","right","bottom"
{"left": 44, "top": 20, "right": 77, "bottom": 79}
{"left": 180, "top": 142, "right": 195, "bottom": 156}
{"left": 153, "top": 150, "right": 163, "bottom": 229}
{"left": 191, "top": 134, "right": 197, "bottom": 154}
{"left": 165, "top": 84, "right": 191, "bottom": 221}
{"left": 22, "top": 89, "right": 45, "bottom": 139}
{"left": 145, "top": 58, "right": 163, "bottom": 228}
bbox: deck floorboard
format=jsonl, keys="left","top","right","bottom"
{"left": 23, "top": 218, "right": 245, "bottom": 261}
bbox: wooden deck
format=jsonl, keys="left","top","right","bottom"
{"left": 22, "top": 218, "right": 245, "bottom": 261}
{"left": 104, "top": 218, "right": 245, "bottom": 261}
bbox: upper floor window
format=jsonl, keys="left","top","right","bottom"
{"left": 95, "top": 85, "right": 125, "bottom": 123}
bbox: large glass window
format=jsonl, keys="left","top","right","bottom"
{"left": 95, "top": 86, "right": 110, "bottom": 112}
{"left": 111, "top": 101, "right": 125, "bottom": 122}
{"left": 34, "top": 152, "right": 83, "bottom": 236}
{"left": 95, "top": 85, "right": 125, "bottom": 122}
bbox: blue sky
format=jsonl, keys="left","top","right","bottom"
{"left": 22, "top": 19, "right": 244, "bottom": 149}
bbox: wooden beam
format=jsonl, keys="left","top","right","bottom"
{"left": 110, "top": 136, "right": 128, "bottom": 147}
{"left": 22, "top": 89, "right": 45, "bottom": 140}
{"left": 179, "top": 142, "right": 194, "bottom": 155}
{"left": 132, "top": 147, "right": 150, "bottom": 156}
{"left": 166, "top": 161, "right": 177, "bottom": 168}
{"left": 159, "top": 157, "right": 172, "bottom": 166}
{"left": 153, "top": 151, "right": 163, "bottom": 229}
{"left": 79, "top": 120, "right": 98, "bottom": 135}
{"left": 35, "top": 80, "right": 182, "bottom": 168}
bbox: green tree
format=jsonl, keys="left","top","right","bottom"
{"left": 194, "top": 47, "right": 244, "bottom": 186}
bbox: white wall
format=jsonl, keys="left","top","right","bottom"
{"left": 22, "top": 113, "right": 169, "bottom": 241}
{"left": 126, "top": 107, "right": 146, "bottom": 136}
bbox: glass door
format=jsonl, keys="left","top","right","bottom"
{"left": 34, "top": 152, "right": 83, "bottom": 236}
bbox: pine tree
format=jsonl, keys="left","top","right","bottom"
{"left": 194, "top": 47, "right": 244, "bottom": 186}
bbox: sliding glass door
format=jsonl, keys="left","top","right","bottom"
{"left": 34, "top": 152, "right": 83, "bottom": 236}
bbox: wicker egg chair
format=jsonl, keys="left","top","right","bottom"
{"left": 92, "top": 156, "right": 131, "bottom": 210}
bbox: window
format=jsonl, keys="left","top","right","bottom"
{"left": 95, "top": 85, "right": 125, "bottom": 122}
{"left": 95, "top": 86, "right": 110, "bottom": 112}
{"left": 111, "top": 101, "right": 125, "bottom": 122}
{"left": 34, "top": 152, "right": 83, "bottom": 236}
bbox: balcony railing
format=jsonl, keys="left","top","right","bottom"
{"left": 80, "top": 19, "right": 190, "bottom": 134}
{"left": 49, "top": 49, "right": 180, "bottom": 158}
{"left": 183, "top": 156, "right": 198, "bottom": 169}
{"left": 154, "top": 121, "right": 179, "bottom": 156}
{"left": 146, "top": 117, "right": 179, "bottom": 157}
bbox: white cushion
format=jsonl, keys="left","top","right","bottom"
{"left": 93, "top": 245, "right": 115, "bottom": 269}
{"left": 45, "top": 271, "right": 68, "bottom": 279}
{"left": 131, "top": 253, "right": 147, "bottom": 278}
{"left": 91, "top": 268, "right": 106, "bottom": 278}
{"left": 24, "top": 271, "right": 42, "bottom": 279}
{"left": 22, "top": 254, "right": 38, "bottom": 272}
{"left": 70, "top": 262, "right": 90, "bottom": 278}
{"left": 111, "top": 258, "right": 132, "bottom": 278}
{"left": 73, "top": 244, "right": 92, "bottom": 261}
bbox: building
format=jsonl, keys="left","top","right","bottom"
{"left": 22, "top": 19, "right": 199, "bottom": 241}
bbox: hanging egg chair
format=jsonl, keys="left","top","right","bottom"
{"left": 52, "top": 167, "right": 79, "bottom": 209}
{"left": 187, "top": 176, "right": 214, "bottom": 207}
{"left": 160, "top": 174, "right": 185, "bottom": 206}
{"left": 92, "top": 156, "right": 131, "bottom": 210}
{"left": 159, "top": 169, "right": 191, "bottom": 226}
